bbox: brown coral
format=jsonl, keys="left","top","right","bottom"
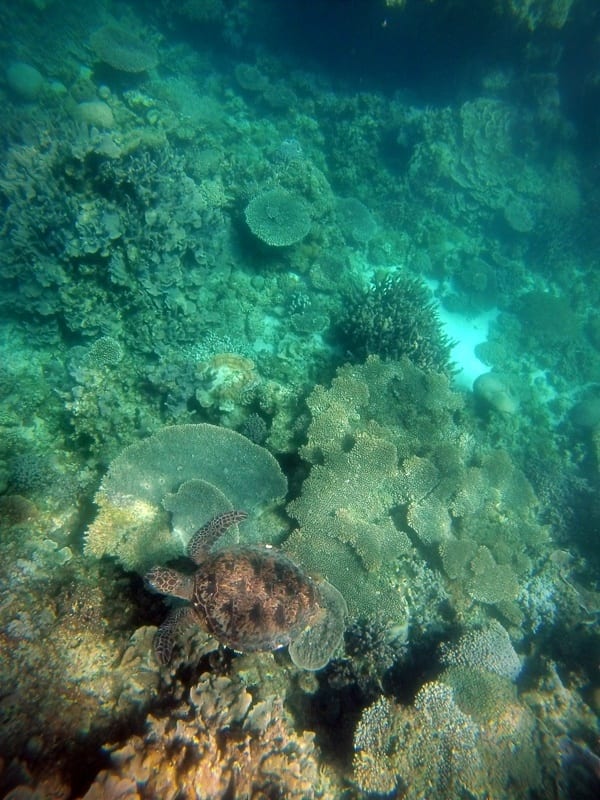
{"left": 353, "top": 678, "right": 542, "bottom": 799}
{"left": 81, "top": 672, "right": 322, "bottom": 800}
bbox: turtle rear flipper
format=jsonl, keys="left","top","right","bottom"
{"left": 288, "top": 580, "right": 347, "bottom": 671}
{"left": 154, "top": 606, "right": 198, "bottom": 665}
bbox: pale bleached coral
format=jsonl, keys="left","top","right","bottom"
{"left": 194, "top": 352, "right": 260, "bottom": 427}
{"left": 354, "top": 684, "right": 486, "bottom": 799}
{"left": 439, "top": 620, "right": 522, "bottom": 680}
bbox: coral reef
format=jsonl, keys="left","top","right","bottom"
{"left": 439, "top": 620, "right": 522, "bottom": 680}
{"left": 146, "top": 510, "right": 347, "bottom": 670}
{"left": 286, "top": 356, "right": 548, "bottom": 633}
{"left": 85, "top": 424, "right": 287, "bottom": 572}
{"left": 353, "top": 678, "right": 544, "bottom": 798}
{"left": 194, "top": 353, "right": 259, "bottom": 427}
{"left": 0, "top": 507, "right": 161, "bottom": 780}
{"left": 335, "top": 196, "right": 377, "bottom": 244}
{"left": 0, "top": 1, "right": 598, "bottom": 796}
{"left": 503, "top": 0, "right": 575, "bottom": 29}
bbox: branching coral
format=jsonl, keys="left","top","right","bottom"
{"left": 338, "top": 273, "right": 454, "bottom": 375}
{"left": 439, "top": 620, "right": 522, "bottom": 680}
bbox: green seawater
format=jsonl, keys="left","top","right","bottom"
{"left": 0, "top": 1, "right": 598, "bottom": 798}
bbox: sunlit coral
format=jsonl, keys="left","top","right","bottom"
{"left": 81, "top": 672, "right": 323, "bottom": 800}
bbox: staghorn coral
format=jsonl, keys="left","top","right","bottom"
{"left": 81, "top": 672, "right": 323, "bottom": 800}
{"left": 245, "top": 188, "right": 311, "bottom": 247}
{"left": 338, "top": 272, "right": 454, "bottom": 375}
{"left": 85, "top": 424, "right": 287, "bottom": 572}
{"left": 90, "top": 24, "right": 159, "bottom": 73}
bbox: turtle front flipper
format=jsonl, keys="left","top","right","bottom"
{"left": 153, "top": 606, "right": 198, "bottom": 665}
{"left": 187, "top": 510, "right": 248, "bottom": 563}
{"left": 145, "top": 566, "right": 194, "bottom": 600}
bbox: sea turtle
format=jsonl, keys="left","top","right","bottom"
{"left": 145, "top": 510, "right": 347, "bottom": 670}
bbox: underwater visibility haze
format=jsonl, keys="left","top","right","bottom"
{"left": 1, "top": 0, "right": 600, "bottom": 798}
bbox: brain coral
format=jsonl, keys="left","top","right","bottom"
{"left": 84, "top": 424, "right": 287, "bottom": 571}
{"left": 245, "top": 188, "right": 311, "bottom": 246}
{"left": 90, "top": 24, "right": 158, "bottom": 73}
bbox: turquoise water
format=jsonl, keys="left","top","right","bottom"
{"left": 1, "top": 1, "right": 599, "bottom": 798}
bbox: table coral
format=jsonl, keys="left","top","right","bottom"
{"left": 90, "top": 24, "right": 159, "bottom": 73}
{"left": 85, "top": 424, "right": 287, "bottom": 572}
{"left": 245, "top": 188, "right": 311, "bottom": 247}
{"left": 286, "top": 353, "right": 550, "bottom": 655}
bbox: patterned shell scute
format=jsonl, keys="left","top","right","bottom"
{"left": 193, "top": 546, "right": 321, "bottom": 653}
